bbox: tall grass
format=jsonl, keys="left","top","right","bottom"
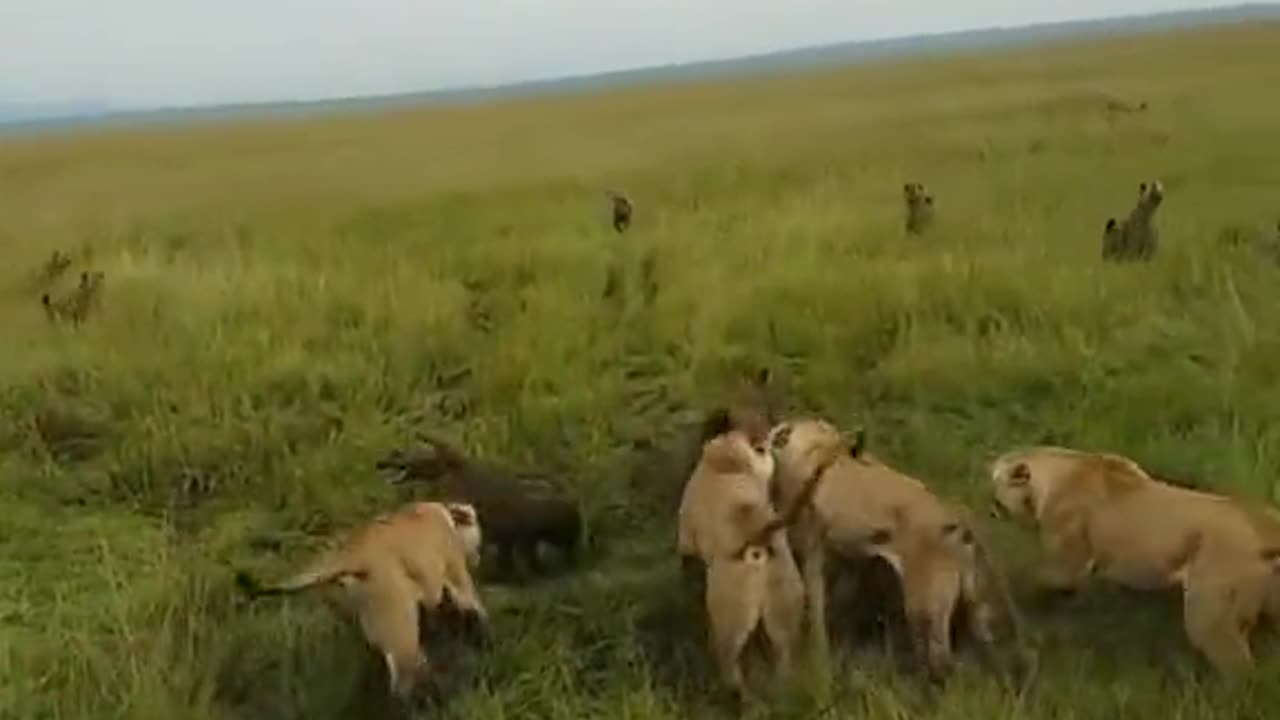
{"left": 3, "top": 21, "right": 1280, "bottom": 720}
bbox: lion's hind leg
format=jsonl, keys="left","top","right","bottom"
{"left": 356, "top": 570, "right": 431, "bottom": 700}
{"left": 761, "top": 542, "right": 805, "bottom": 683}
{"left": 707, "top": 549, "right": 769, "bottom": 702}
{"left": 442, "top": 559, "right": 490, "bottom": 646}
{"left": 1182, "top": 563, "right": 1265, "bottom": 675}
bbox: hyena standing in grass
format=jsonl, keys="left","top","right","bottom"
{"left": 903, "top": 182, "right": 935, "bottom": 235}
{"left": 1101, "top": 180, "right": 1164, "bottom": 262}
{"left": 42, "top": 270, "right": 104, "bottom": 327}
{"left": 607, "top": 190, "right": 633, "bottom": 234}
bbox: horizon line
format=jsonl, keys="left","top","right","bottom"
{"left": 3, "top": 2, "right": 1278, "bottom": 133}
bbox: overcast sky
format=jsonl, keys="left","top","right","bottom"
{"left": 0, "top": 0, "right": 1231, "bottom": 109}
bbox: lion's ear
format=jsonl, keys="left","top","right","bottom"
{"left": 702, "top": 443, "right": 740, "bottom": 475}
{"left": 753, "top": 366, "right": 771, "bottom": 387}
{"left": 889, "top": 505, "right": 907, "bottom": 528}
{"left": 446, "top": 504, "right": 475, "bottom": 527}
{"left": 1009, "top": 462, "right": 1031, "bottom": 487}
{"left": 942, "top": 520, "right": 975, "bottom": 545}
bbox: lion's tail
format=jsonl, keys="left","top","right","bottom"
{"left": 968, "top": 524, "right": 1029, "bottom": 647}
{"left": 235, "top": 554, "right": 360, "bottom": 600}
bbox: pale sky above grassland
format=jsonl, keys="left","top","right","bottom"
{"left": 0, "top": 0, "right": 1236, "bottom": 109}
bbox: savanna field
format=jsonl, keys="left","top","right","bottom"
{"left": 5, "top": 21, "right": 1280, "bottom": 720}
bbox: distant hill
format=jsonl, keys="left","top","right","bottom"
{"left": 0, "top": 100, "right": 114, "bottom": 126}
{"left": 3, "top": 3, "right": 1278, "bottom": 136}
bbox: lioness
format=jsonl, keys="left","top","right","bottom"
{"left": 676, "top": 416, "right": 838, "bottom": 703}
{"left": 770, "top": 417, "right": 1027, "bottom": 683}
{"left": 989, "top": 446, "right": 1280, "bottom": 673}
{"left": 235, "top": 500, "right": 488, "bottom": 700}
{"left": 676, "top": 416, "right": 779, "bottom": 567}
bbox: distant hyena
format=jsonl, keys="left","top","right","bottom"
{"left": 903, "top": 182, "right": 935, "bottom": 235}
{"left": 42, "top": 270, "right": 105, "bottom": 327}
{"left": 1101, "top": 180, "right": 1163, "bottom": 262}
{"left": 607, "top": 191, "right": 633, "bottom": 233}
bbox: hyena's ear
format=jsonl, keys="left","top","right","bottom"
{"left": 845, "top": 427, "right": 867, "bottom": 459}
{"left": 700, "top": 408, "right": 734, "bottom": 443}
{"left": 416, "top": 431, "right": 468, "bottom": 468}
{"left": 1105, "top": 218, "right": 1118, "bottom": 231}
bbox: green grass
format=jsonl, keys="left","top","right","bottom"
{"left": 5, "top": 20, "right": 1280, "bottom": 720}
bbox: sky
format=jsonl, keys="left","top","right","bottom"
{"left": 0, "top": 0, "right": 1235, "bottom": 110}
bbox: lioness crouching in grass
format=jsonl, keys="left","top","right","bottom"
{"left": 675, "top": 413, "right": 835, "bottom": 705}
{"left": 990, "top": 446, "right": 1280, "bottom": 674}
{"left": 770, "top": 418, "right": 1030, "bottom": 687}
{"left": 235, "top": 501, "right": 488, "bottom": 703}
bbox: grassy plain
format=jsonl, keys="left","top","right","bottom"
{"left": 4, "top": 20, "right": 1280, "bottom": 720}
